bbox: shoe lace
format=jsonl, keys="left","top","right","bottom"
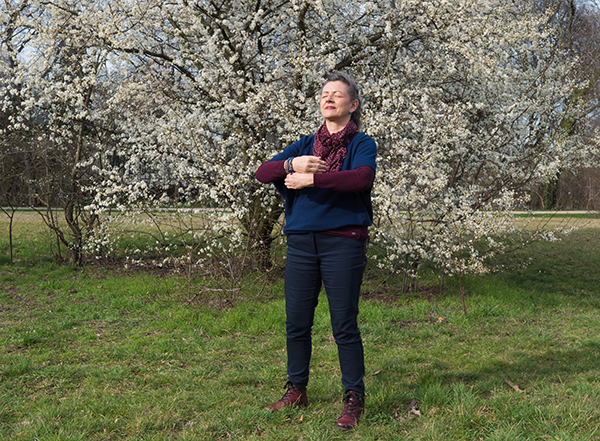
{"left": 342, "top": 391, "right": 363, "bottom": 416}
{"left": 281, "top": 381, "right": 302, "bottom": 404}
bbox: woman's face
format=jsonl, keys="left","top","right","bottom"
{"left": 320, "top": 81, "right": 358, "bottom": 124}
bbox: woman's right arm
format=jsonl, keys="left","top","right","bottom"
{"left": 255, "top": 160, "right": 287, "bottom": 183}
{"left": 257, "top": 155, "right": 328, "bottom": 184}
{"left": 255, "top": 136, "right": 323, "bottom": 184}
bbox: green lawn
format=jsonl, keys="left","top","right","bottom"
{"left": 1, "top": 215, "right": 600, "bottom": 440}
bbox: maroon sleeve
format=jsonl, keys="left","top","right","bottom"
{"left": 255, "top": 160, "right": 286, "bottom": 183}
{"left": 313, "top": 165, "right": 375, "bottom": 192}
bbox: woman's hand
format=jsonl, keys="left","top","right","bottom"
{"left": 290, "top": 156, "right": 327, "bottom": 174}
{"left": 285, "top": 173, "right": 314, "bottom": 190}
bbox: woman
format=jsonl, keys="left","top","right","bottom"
{"left": 255, "top": 71, "right": 376, "bottom": 430}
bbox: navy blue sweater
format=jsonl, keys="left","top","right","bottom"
{"left": 268, "top": 133, "right": 377, "bottom": 235}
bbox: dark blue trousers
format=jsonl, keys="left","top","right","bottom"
{"left": 285, "top": 233, "right": 366, "bottom": 394}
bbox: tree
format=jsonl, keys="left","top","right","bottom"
{"left": 88, "top": 0, "right": 597, "bottom": 282}
{"left": 1, "top": 0, "right": 36, "bottom": 262}
{"left": 89, "top": 0, "right": 385, "bottom": 269}
{"left": 529, "top": 0, "right": 600, "bottom": 210}
{"left": 2, "top": 0, "right": 117, "bottom": 265}
{"left": 362, "top": 0, "right": 596, "bottom": 288}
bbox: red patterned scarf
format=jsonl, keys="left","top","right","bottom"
{"left": 312, "top": 120, "right": 358, "bottom": 173}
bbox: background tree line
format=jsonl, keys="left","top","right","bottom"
{"left": 1, "top": 0, "right": 599, "bottom": 291}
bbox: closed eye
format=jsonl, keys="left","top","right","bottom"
{"left": 321, "top": 92, "right": 345, "bottom": 100}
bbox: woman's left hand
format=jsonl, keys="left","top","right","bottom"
{"left": 285, "top": 173, "right": 314, "bottom": 190}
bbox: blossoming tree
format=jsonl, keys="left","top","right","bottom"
{"left": 90, "top": 0, "right": 597, "bottom": 277}
{"left": 88, "top": 0, "right": 385, "bottom": 268}
{"left": 360, "top": 1, "right": 596, "bottom": 289}
{"left": 1, "top": 0, "right": 116, "bottom": 265}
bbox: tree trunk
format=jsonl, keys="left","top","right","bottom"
{"left": 242, "top": 197, "right": 284, "bottom": 270}
{"left": 64, "top": 86, "right": 93, "bottom": 266}
{"left": 0, "top": 207, "right": 16, "bottom": 263}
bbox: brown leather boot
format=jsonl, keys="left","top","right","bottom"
{"left": 336, "top": 390, "right": 364, "bottom": 429}
{"left": 264, "top": 381, "right": 308, "bottom": 411}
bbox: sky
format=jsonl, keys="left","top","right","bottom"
{"left": 580, "top": 0, "right": 600, "bottom": 10}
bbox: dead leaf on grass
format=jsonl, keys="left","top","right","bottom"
{"left": 503, "top": 376, "right": 525, "bottom": 393}
{"left": 409, "top": 399, "right": 421, "bottom": 417}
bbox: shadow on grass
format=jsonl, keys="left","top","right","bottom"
{"left": 436, "top": 345, "right": 600, "bottom": 388}
{"left": 367, "top": 343, "right": 600, "bottom": 431}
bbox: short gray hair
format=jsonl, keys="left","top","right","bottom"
{"left": 322, "top": 71, "right": 362, "bottom": 130}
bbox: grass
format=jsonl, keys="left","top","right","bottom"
{"left": 512, "top": 212, "right": 600, "bottom": 219}
{"left": 1, "top": 213, "right": 600, "bottom": 440}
